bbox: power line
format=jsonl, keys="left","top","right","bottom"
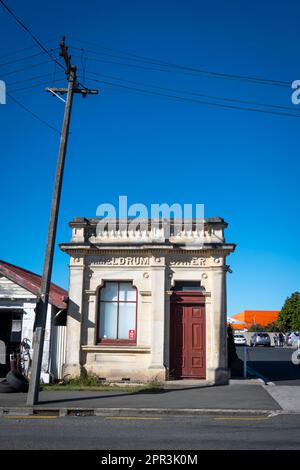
{"left": 7, "top": 92, "right": 61, "bottom": 133}
{"left": 72, "top": 51, "right": 290, "bottom": 90}
{"left": 0, "top": 51, "right": 46, "bottom": 68}
{"left": 69, "top": 39, "right": 290, "bottom": 88}
{"left": 7, "top": 72, "right": 62, "bottom": 87}
{"left": 10, "top": 77, "right": 67, "bottom": 94}
{"left": 0, "top": 44, "right": 40, "bottom": 61}
{"left": 72, "top": 53, "right": 196, "bottom": 79}
{"left": 1, "top": 60, "right": 54, "bottom": 78}
{"left": 0, "top": 0, "right": 65, "bottom": 71}
{"left": 85, "top": 77, "right": 300, "bottom": 119}
{"left": 0, "top": 3, "right": 88, "bottom": 95}
{"left": 7, "top": 73, "right": 84, "bottom": 99}
{"left": 8, "top": 88, "right": 52, "bottom": 100}
{"left": 0, "top": 37, "right": 58, "bottom": 61}
{"left": 86, "top": 71, "right": 296, "bottom": 114}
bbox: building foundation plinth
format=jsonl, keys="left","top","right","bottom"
{"left": 62, "top": 363, "right": 81, "bottom": 380}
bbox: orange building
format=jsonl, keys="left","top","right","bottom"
{"left": 230, "top": 310, "right": 280, "bottom": 330}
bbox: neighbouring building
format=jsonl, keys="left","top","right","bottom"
{"left": 230, "top": 310, "right": 280, "bottom": 330}
{"left": 0, "top": 260, "right": 68, "bottom": 382}
{"left": 60, "top": 218, "right": 235, "bottom": 385}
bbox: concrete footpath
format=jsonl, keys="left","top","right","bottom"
{"left": 1, "top": 379, "right": 298, "bottom": 417}
{"left": 263, "top": 385, "right": 300, "bottom": 412}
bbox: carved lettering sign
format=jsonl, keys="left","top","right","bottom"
{"left": 169, "top": 257, "right": 206, "bottom": 267}
{"left": 87, "top": 256, "right": 149, "bottom": 266}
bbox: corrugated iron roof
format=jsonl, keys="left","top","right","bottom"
{"left": 0, "top": 260, "right": 68, "bottom": 309}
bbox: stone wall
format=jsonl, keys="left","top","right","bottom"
{"left": 61, "top": 218, "right": 235, "bottom": 384}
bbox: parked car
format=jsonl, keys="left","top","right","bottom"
{"left": 250, "top": 333, "right": 271, "bottom": 347}
{"left": 234, "top": 334, "right": 247, "bottom": 346}
{"left": 286, "top": 332, "right": 299, "bottom": 346}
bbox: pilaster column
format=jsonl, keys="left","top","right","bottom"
{"left": 148, "top": 256, "right": 166, "bottom": 380}
{"left": 64, "top": 256, "right": 85, "bottom": 378}
{"left": 163, "top": 290, "right": 172, "bottom": 379}
{"left": 208, "top": 265, "right": 228, "bottom": 384}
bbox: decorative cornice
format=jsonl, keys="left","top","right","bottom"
{"left": 60, "top": 244, "right": 236, "bottom": 258}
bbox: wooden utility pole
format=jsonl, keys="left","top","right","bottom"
{"left": 27, "top": 37, "right": 98, "bottom": 406}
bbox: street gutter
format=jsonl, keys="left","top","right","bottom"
{"left": 0, "top": 406, "right": 291, "bottom": 418}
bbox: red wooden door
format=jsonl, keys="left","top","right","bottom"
{"left": 170, "top": 297, "right": 205, "bottom": 379}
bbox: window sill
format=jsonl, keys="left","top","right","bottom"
{"left": 82, "top": 345, "right": 151, "bottom": 354}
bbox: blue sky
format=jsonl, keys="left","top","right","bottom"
{"left": 0, "top": 0, "right": 299, "bottom": 314}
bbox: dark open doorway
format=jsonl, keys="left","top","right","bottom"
{"left": 0, "top": 309, "right": 23, "bottom": 376}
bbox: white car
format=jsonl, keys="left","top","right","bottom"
{"left": 286, "top": 332, "right": 299, "bottom": 347}
{"left": 234, "top": 334, "right": 247, "bottom": 346}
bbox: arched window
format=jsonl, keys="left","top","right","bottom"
{"left": 98, "top": 281, "right": 137, "bottom": 344}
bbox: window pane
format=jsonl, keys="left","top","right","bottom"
{"left": 119, "top": 283, "right": 136, "bottom": 301}
{"left": 118, "top": 302, "right": 136, "bottom": 339}
{"left": 100, "top": 302, "right": 118, "bottom": 339}
{"left": 100, "top": 282, "right": 118, "bottom": 301}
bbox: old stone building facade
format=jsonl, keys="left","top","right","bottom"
{"left": 61, "top": 218, "right": 235, "bottom": 384}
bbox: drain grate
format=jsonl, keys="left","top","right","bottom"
{"left": 33, "top": 409, "right": 59, "bottom": 416}
{"left": 67, "top": 409, "right": 95, "bottom": 417}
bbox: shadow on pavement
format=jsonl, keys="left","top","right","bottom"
{"left": 248, "top": 360, "right": 300, "bottom": 383}
{"left": 37, "top": 384, "right": 216, "bottom": 405}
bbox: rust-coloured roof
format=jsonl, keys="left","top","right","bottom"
{"left": 231, "top": 310, "right": 279, "bottom": 327}
{"left": 230, "top": 323, "right": 247, "bottom": 330}
{"left": 0, "top": 260, "right": 68, "bottom": 309}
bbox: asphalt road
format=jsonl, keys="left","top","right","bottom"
{"left": 0, "top": 413, "right": 300, "bottom": 450}
{"left": 236, "top": 346, "right": 300, "bottom": 385}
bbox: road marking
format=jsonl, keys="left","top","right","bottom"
{"left": 213, "top": 416, "right": 269, "bottom": 421}
{"left": 4, "top": 415, "right": 58, "bottom": 420}
{"left": 105, "top": 417, "right": 161, "bottom": 421}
